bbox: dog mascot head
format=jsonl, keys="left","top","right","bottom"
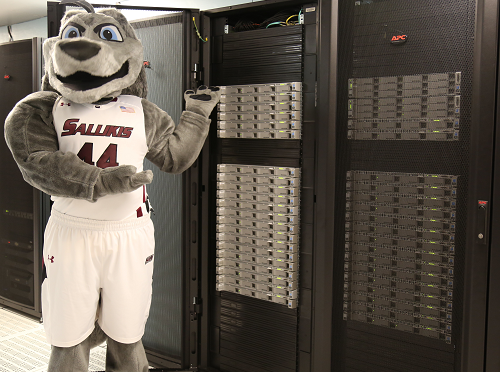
{"left": 42, "top": 0, "right": 147, "bottom": 103}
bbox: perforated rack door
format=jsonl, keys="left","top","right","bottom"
{"left": 0, "top": 38, "right": 44, "bottom": 319}
{"left": 348, "top": 73, "right": 461, "bottom": 141}
{"left": 334, "top": 0, "right": 477, "bottom": 371}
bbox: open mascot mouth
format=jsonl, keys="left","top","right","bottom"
{"left": 57, "top": 61, "right": 129, "bottom": 91}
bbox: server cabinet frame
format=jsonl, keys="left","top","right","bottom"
{"left": 483, "top": 0, "right": 500, "bottom": 370}
{"left": 0, "top": 37, "right": 45, "bottom": 320}
{"left": 332, "top": 0, "right": 497, "bottom": 371}
{"left": 465, "top": 1, "right": 500, "bottom": 371}
{"left": 310, "top": 1, "right": 337, "bottom": 371}
{"left": 196, "top": 1, "right": 336, "bottom": 371}
{"left": 46, "top": 2, "right": 202, "bottom": 368}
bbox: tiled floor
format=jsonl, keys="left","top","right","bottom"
{"left": 0, "top": 306, "right": 107, "bottom": 372}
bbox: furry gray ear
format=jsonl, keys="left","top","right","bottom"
{"left": 121, "top": 66, "right": 148, "bottom": 99}
{"left": 60, "top": 0, "right": 95, "bottom": 13}
{"left": 60, "top": 9, "right": 86, "bottom": 27}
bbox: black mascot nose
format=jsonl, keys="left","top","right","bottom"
{"left": 60, "top": 40, "right": 101, "bottom": 61}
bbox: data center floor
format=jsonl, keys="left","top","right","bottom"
{"left": 0, "top": 306, "right": 107, "bottom": 372}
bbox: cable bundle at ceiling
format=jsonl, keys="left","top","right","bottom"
{"left": 231, "top": 8, "right": 301, "bottom": 32}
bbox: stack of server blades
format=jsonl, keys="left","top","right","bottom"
{"left": 343, "top": 170, "right": 457, "bottom": 343}
{"left": 215, "top": 82, "right": 303, "bottom": 309}
{"left": 217, "top": 82, "right": 302, "bottom": 139}
{"left": 348, "top": 72, "right": 461, "bottom": 141}
{"left": 216, "top": 164, "right": 300, "bottom": 309}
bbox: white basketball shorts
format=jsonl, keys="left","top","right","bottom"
{"left": 41, "top": 209, "right": 155, "bottom": 347}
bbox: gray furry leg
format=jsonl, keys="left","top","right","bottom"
{"left": 47, "top": 323, "right": 105, "bottom": 372}
{"left": 105, "top": 337, "right": 149, "bottom": 372}
{"left": 89, "top": 321, "right": 107, "bottom": 348}
{"left": 47, "top": 333, "right": 92, "bottom": 372}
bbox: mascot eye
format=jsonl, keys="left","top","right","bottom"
{"left": 62, "top": 25, "right": 81, "bottom": 39}
{"left": 98, "top": 25, "right": 123, "bottom": 42}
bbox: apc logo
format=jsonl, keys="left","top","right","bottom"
{"left": 391, "top": 34, "right": 408, "bottom": 45}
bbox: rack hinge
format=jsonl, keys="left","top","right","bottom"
{"left": 191, "top": 296, "right": 202, "bottom": 320}
{"left": 193, "top": 63, "right": 202, "bottom": 83}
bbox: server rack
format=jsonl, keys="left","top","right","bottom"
{"left": 0, "top": 38, "right": 47, "bottom": 320}
{"left": 199, "top": 3, "right": 318, "bottom": 372}
{"left": 43, "top": 0, "right": 500, "bottom": 371}
{"left": 332, "top": 1, "right": 497, "bottom": 372}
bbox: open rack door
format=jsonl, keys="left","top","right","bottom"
{"left": 46, "top": 2, "right": 202, "bottom": 369}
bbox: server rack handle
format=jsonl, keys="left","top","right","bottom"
{"left": 477, "top": 200, "right": 489, "bottom": 245}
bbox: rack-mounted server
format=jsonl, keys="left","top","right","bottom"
{"left": 215, "top": 82, "right": 303, "bottom": 309}
{"left": 348, "top": 72, "right": 461, "bottom": 141}
{"left": 344, "top": 170, "right": 457, "bottom": 344}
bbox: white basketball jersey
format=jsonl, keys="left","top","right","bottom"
{"left": 52, "top": 95, "right": 148, "bottom": 221}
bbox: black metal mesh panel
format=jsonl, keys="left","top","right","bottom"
{"left": 334, "top": 0, "right": 475, "bottom": 371}
{"left": 212, "top": 26, "right": 303, "bottom": 86}
{"left": 0, "top": 40, "right": 38, "bottom": 310}
{"left": 131, "top": 14, "right": 184, "bottom": 360}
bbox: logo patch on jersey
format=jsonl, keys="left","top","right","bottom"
{"left": 61, "top": 119, "right": 133, "bottom": 138}
{"left": 47, "top": 255, "right": 54, "bottom": 263}
{"left": 120, "top": 106, "right": 135, "bottom": 113}
{"left": 145, "top": 254, "right": 154, "bottom": 265}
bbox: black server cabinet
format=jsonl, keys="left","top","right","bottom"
{"left": 330, "top": 1, "right": 498, "bottom": 372}
{"left": 198, "top": 3, "right": 318, "bottom": 372}
{"left": 200, "top": 0, "right": 500, "bottom": 372}
{"left": 0, "top": 38, "right": 46, "bottom": 319}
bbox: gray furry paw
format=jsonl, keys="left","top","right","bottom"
{"left": 184, "top": 86, "right": 221, "bottom": 118}
{"left": 93, "top": 165, "right": 153, "bottom": 200}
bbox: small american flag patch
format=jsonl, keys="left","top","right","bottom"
{"left": 145, "top": 254, "right": 154, "bottom": 264}
{"left": 120, "top": 105, "right": 135, "bottom": 113}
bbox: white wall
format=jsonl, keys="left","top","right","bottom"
{"left": 105, "top": 0, "right": 258, "bottom": 11}
{"left": 0, "top": 17, "right": 47, "bottom": 44}
{"left": 0, "top": 0, "right": 259, "bottom": 43}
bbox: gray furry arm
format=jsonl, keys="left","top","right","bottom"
{"left": 4, "top": 91, "right": 101, "bottom": 200}
{"left": 143, "top": 99, "right": 211, "bottom": 173}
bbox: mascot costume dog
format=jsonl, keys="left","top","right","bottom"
{"left": 4, "top": 1, "right": 220, "bottom": 371}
